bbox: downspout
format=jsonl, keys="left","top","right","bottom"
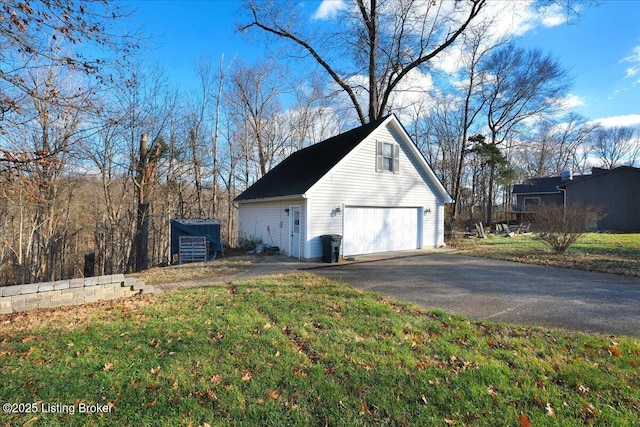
{"left": 558, "top": 186, "right": 567, "bottom": 221}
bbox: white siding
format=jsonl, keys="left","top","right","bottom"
{"left": 306, "top": 121, "right": 445, "bottom": 258}
{"left": 237, "top": 199, "right": 306, "bottom": 257}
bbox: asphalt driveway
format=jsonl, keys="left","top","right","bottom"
{"left": 311, "top": 253, "right": 640, "bottom": 338}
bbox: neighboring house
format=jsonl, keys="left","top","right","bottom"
{"left": 511, "top": 171, "right": 590, "bottom": 209}
{"left": 234, "top": 114, "right": 453, "bottom": 260}
{"left": 512, "top": 166, "right": 640, "bottom": 231}
{"left": 559, "top": 166, "right": 640, "bottom": 231}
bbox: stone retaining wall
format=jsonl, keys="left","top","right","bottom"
{"left": 0, "top": 274, "right": 159, "bottom": 314}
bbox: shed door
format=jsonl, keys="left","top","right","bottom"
{"left": 343, "top": 207, "right": 420, "bottom": 256}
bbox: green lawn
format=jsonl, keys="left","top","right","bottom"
{"left": 1, "top": 274, "right": 638, "bottom": 426}
{"left": 452, "top": 233, "right": 640, "bottom": 277}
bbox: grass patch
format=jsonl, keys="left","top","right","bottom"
{"left": 451, "top": 233, "right": 640, "bottom": 277}
{"left": 127, "top": 257, "right": 256, "bottom": 285}
{"left": 1, "top": 273, "right": 638, "bottom": 426}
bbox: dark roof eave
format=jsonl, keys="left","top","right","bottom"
{"left": 234, "top": 194, "right": 307, "bottom": 204}
{"left": 512, "top": 190, "right": 562, "bottom": 195}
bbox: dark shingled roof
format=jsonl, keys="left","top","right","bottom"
{"left": 512, "top": 171, "right": 599, "bottom": 195}
{"left": 234, "top": 116, "right": 389, "bottom": 202}
{"left": 512, "top": 176, "right": 565, "bottom": 194}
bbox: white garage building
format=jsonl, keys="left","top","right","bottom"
{"left": 234, "top": 114, "right": 453, "bottom": 260}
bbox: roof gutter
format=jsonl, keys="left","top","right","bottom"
{"left": 234, "top": 194, "right": 307, "bottom": 204}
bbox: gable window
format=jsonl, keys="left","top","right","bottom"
{"left": 382, "top": 143, "right": 393, "bottom": 171}
{"left": 376, "top": 141, "right": 400, "bottom": 173}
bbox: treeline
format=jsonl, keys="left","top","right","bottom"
{"left": 0, "top": 55, "right": 343, "bottom": 285}
{"left": 2, "top": 1, "right": 638, "bottom": 286}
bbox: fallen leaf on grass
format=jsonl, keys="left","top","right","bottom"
{"left": 144, "top": 399, "right": 157, "bottom": 408}
{"left": 358, "top": 400, "right": 371, "bottom": 416}
{"left": 103, "top": 362, "right": 114, "bottom": 371}
{"left": 582, "top": 402, "right": 597, "bottom": 416}
{"left": 241, "top": 370, "right": 252, "bottom": 381}
{"left": 21, "top": 347, "right": 36, "bottom": 359}
{"left": 519, "top": 413, "right": 531, "bottom": 427}
{"left": 606, "top": 346, "right": 622, "bottom": 357}
{"left": 534, "top": 395, "right": 544, "bottom": 408}
{"left": 293, "top": 368, "right": 307, "bottom": 377}
{"left": 267, "top": 390, "right": 279, "bottom": 400}
{"left": 150, "top": 366, "right": 161, "bottom": 376}
{"left": 210, "top": 374, "right": 222, "bottom": 384}
{"left": 546, "top": 402, "right": 555, "bottom": 416}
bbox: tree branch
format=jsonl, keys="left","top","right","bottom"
{"left": 241, "top": 7, "right": 367, "bottom": 124}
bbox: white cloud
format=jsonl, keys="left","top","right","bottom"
{"left": 430, "top": 1, "right": 569, "bottom": 76}
{"left": 557, "top": 93, "right": 586, "bottom": 110}
{"left": 621, "top": 45, "right": 640, "bottom": 79}
{"left": 592, "top": 114, "right": 640, "bottom": 129}
{"left": 538, "top": 3, "right": 568, "bottom": 27}
{"left": 388, "top": 68, "right": 435, "bottom": 111}
{"left": 312, "top": 0, "right": 347, "bottom": 20}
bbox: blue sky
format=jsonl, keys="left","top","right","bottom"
{"left": 128, "top": 0, "right": 640, "bottom": 128}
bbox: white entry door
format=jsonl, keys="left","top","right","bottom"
{"left": 290, "top": 206, "right": 301, "bottom": 258}
{"left": 343, "top": 207, "right": 420, "bottom": 256}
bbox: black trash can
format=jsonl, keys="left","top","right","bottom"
{"left": 321, "top": 234, "right": 342, "bottom": 263}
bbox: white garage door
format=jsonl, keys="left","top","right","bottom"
{"left": 343, "top": 207, "right": 420, "bottom": 256}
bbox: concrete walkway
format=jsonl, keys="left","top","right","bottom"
{"left": 155, "top": 249, "right": 441, "bottom": 292}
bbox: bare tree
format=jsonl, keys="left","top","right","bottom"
{"left": 285, "top": 74, "right": 342, "bottom": 155}
{"left": 0, "top": 0, "right": 137, "bottom": 161}
{"left": 211, "top": 54, "right": 235, "bottom": 219}
{"left": 80, "top": 115, "right": 134, "bottom": 276}
{"left": 1, "top": 62, "right": 89, "bottom": 284}
{"left": 241, "top": 0, "right": 486, "bottom": 124}
{"left": 591, "top": 126, "right": 639, "bottom": 169}
{"left": 226, "top": 60, "right": 287, "bottom": 179}
{"left": 519, "top": 113, "right": 597, "bottom": 177}
{"left": 479, "top": 44, "right": 570, "bottom": 223}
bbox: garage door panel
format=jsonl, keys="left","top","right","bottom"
{"left": 343, "top": 207, "right": 419, "bottom": 256}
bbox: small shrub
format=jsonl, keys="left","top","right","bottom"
{"left": 238, "top": 235, "right": 264, "bottom": 252}
{"left": 534, "top": 202, "right": 604, "bottom": 254}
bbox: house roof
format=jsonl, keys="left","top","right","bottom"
{"left": 512, "top": 176, "right": 565, "bottom": 195}
{"left": 234, "top": 116, "right": 387, "bottom": 202}
{"left": 558, "top": 166, "right": 640, "bottom": 188}
{"left": 512, "top": 174, "right": 589, "bottom": 195}
{"left": 513, "top": 167, "right": 639, "bottom": 195}
{"left": 234, "top": 114, "right": 452, "bottom": 203}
